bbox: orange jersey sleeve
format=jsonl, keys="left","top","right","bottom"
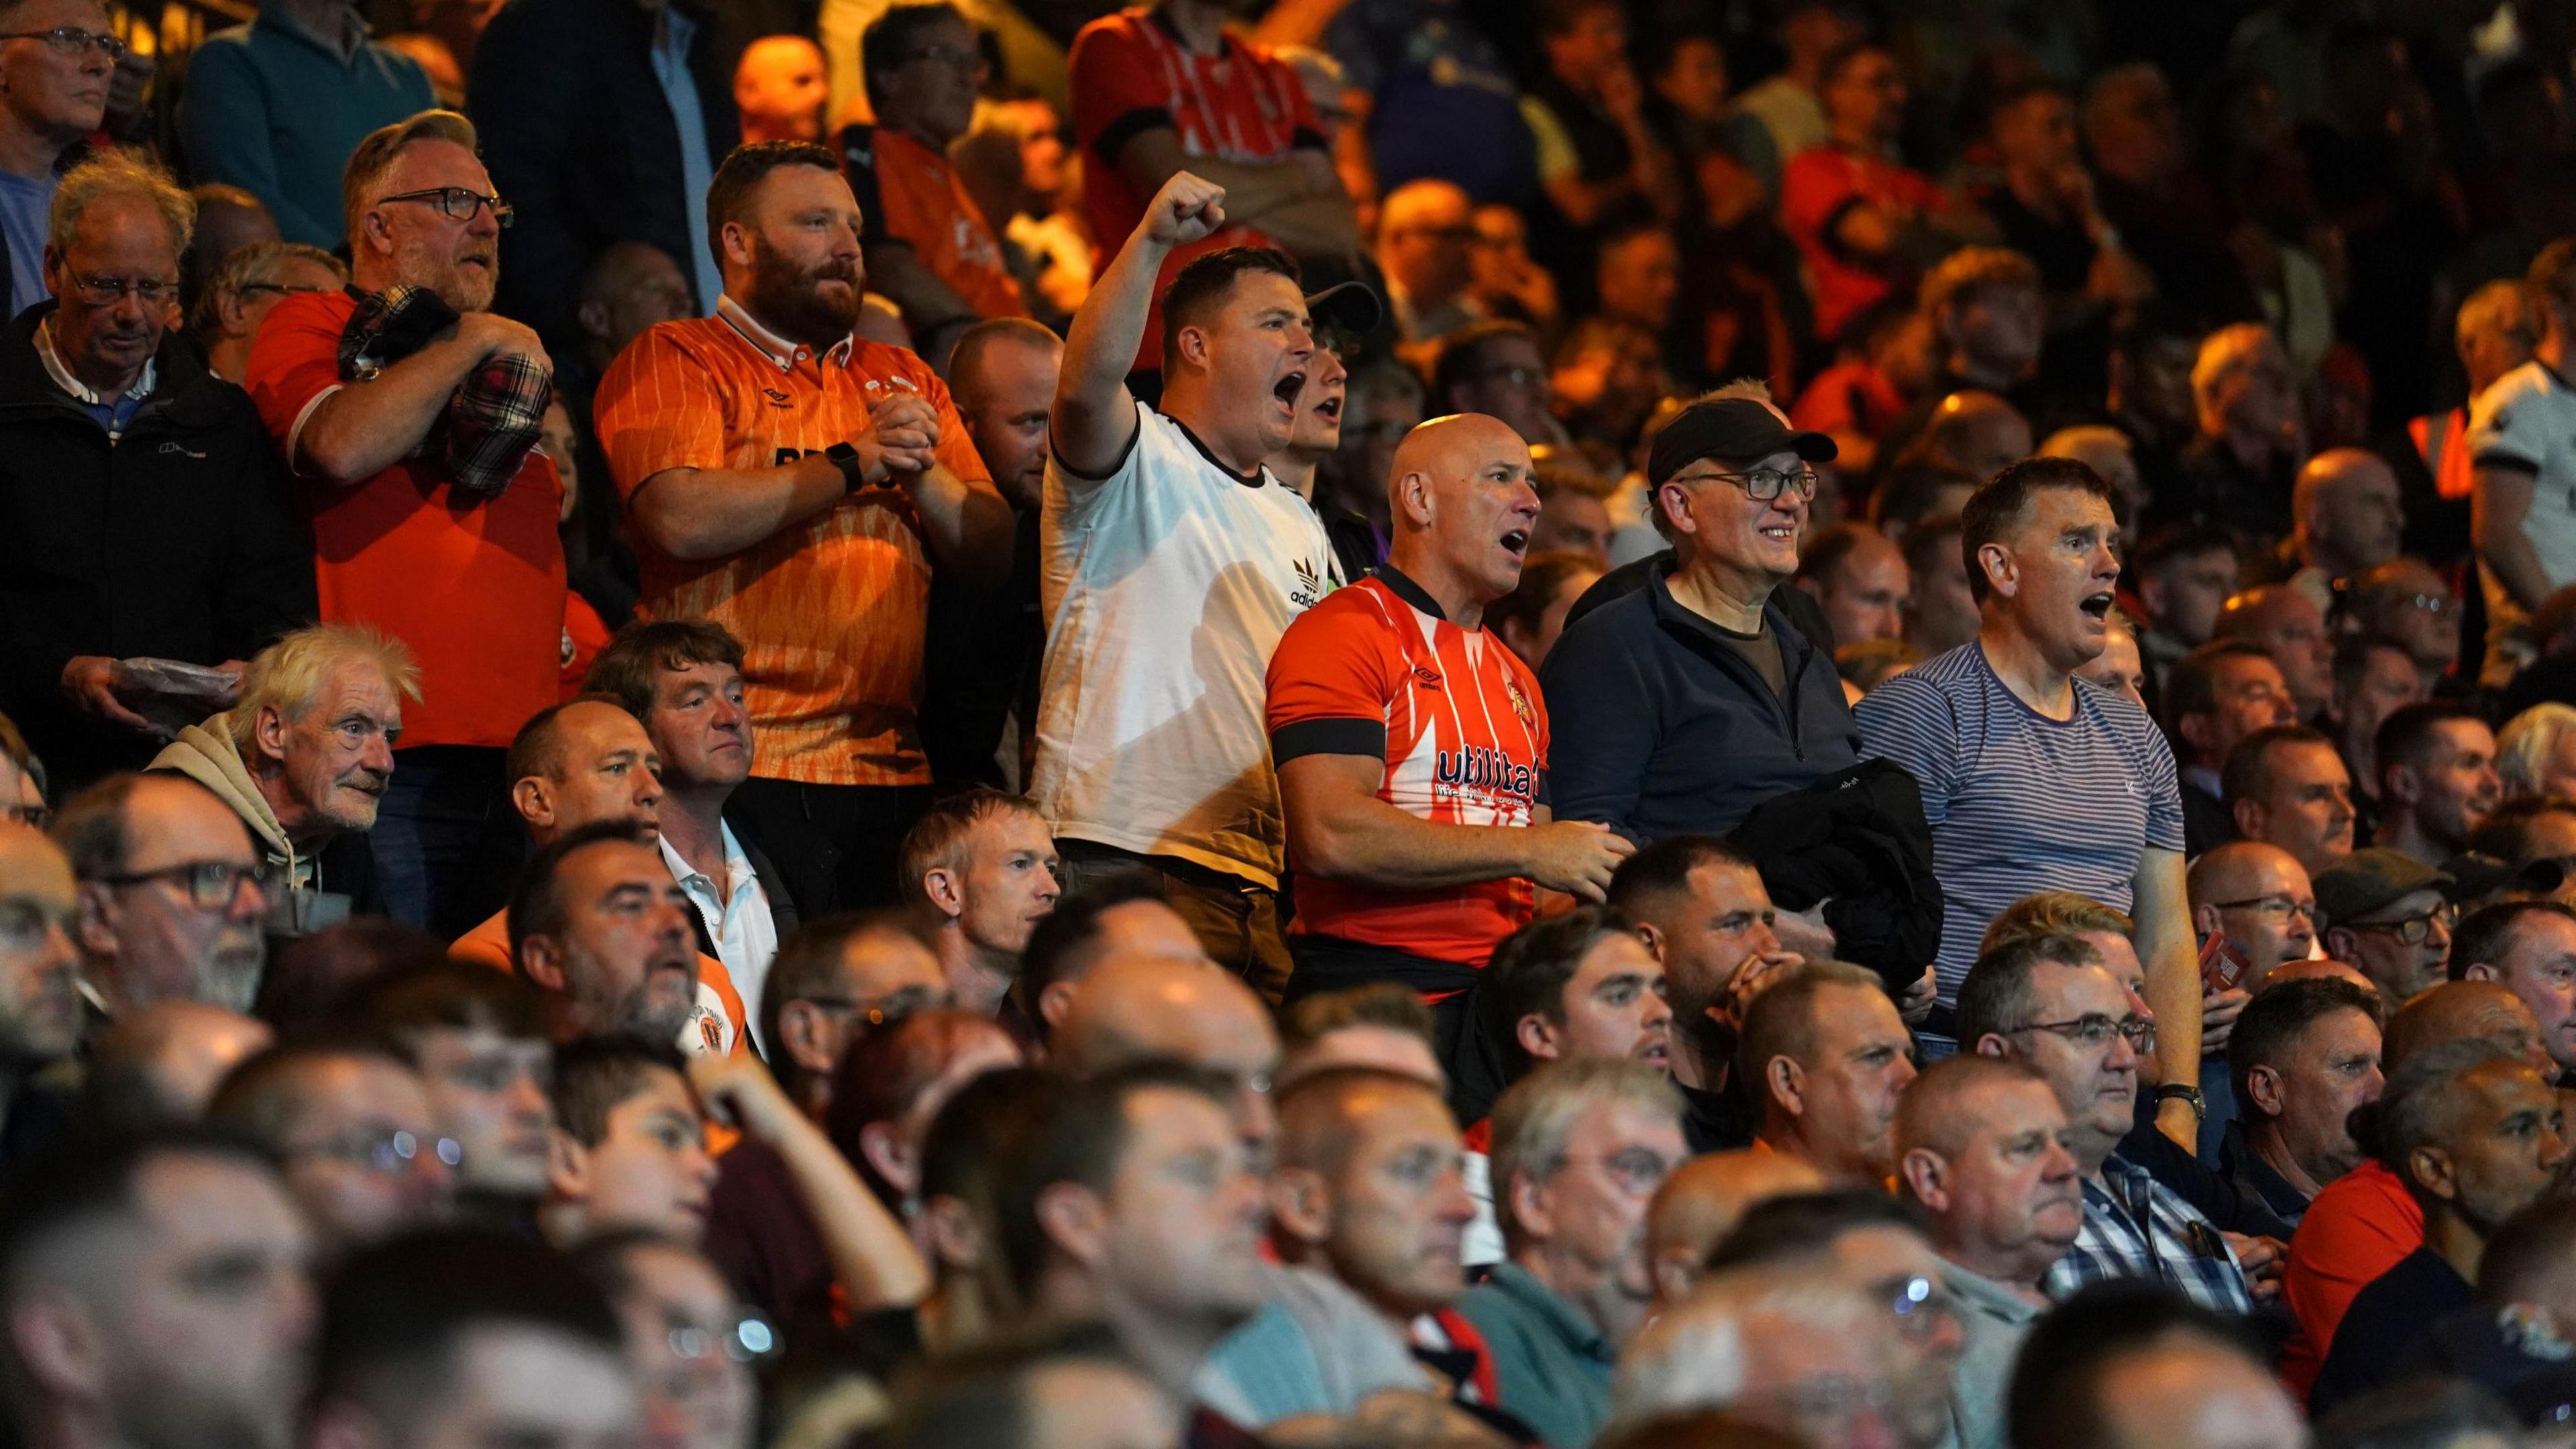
{"left": 594, "top": 325, "right": 735, "bottom": 500}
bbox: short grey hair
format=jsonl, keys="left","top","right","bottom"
{"left": 194, "top": 240, "right": 345, "bottom": 331}
{"left": 2497, "top": 703, "right": 2576, "bottom": 802}
{"left": 49, "top": 148, "right": 193, "bottom": 260}
{"left": 1489, "top": 1057, "right": 1681, "bottom": 1253}
{"left": 1612, "top": 1271, "right": 1877, "bottom": 1430}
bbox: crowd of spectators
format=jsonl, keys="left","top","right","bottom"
{"left": 13, "top": 0, "right": 2576, "bottom": 1444}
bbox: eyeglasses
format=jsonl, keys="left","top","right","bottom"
{"left": 97, "top": 860, "right": 270, "bottom": 911}
{"left": 236, "top": 282, "right": 332, "bottom": 300}
{"left": 2210, "top": 894, "right": 2317, "bottom": 922}
{"left": 2394, "top": 592, "right": 2457, "bottom": 615}
{"left": 68, "top": 274, "right": 178, "bottom": 307}
{"left": 667, "top": 1311, "right": 778, "bottom": 1366}
{"left": 1884, "top": 1275, "right": 1961, "bottom": 1344}
{"left": 376, "top": 186, "right": 515, "bottom": 229}
{"left": 0, "top": 25, "right": 129, "bottom": 60}
{"left": 2353, "top": 903, "right": 2458, "bottom": 945}
{"left": 1, "top": 803, "right": 48, "bottom": 830}
{"left": 290, "top": 1127, "right": 462, "bottom": 1175}
{"left": 1686, "top": 466, "right": 1821, "bottom": 502}
{"left": 802, "top": 983, "right": 943, "bottom": 1030}
{"left": 2007, "top": 1014, "right": 2155, "bottom": 1052}
{"left": 901, "top": 42, "right": 984, "bottom": 73}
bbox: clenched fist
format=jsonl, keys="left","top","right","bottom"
{"left": 1142, "top": 170, "right": 1228, "bottom": 248}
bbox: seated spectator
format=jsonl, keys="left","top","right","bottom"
{"left": 1491, "top": 552, "right": 1607, "bottom": 669}
{"left": 1481, "top": 908, "right": 1672, "bottom": 1097}
{"left": 2282, "top": 449, "right": 2406, "bottom": 617}
{"left": 2221, "top": 976, "right": 2383, "bottom": 1226}
{"left": 1434, "top": 319, "right": 1571, "bottom": 451}
{"left": 584, "top": 621, "right": 832, "bottom": 1046}
{"left": 189, "top": 239, "right": 344, "bottom": 384}
{"left": 2222, "top": 724, "right": 2356, "bottom": 877}
{"left": 1277, "top": 984, "right": 1444, "bottom": 1090}
{"left": 2347, "top": 558, "right": 2465, "bottom": 693}
{"left": 2072, "top": 608, "right": 2147, "bottom": 710}
{"left": 1722, "top": 0, "right": 1858, "bottom": 194}
{"left": 2496, "top": 702, "right": 2576, "bottom": 803}
{"left": 2127, "top": 525, "right": 2242, "bottom": 690}
{"left": 53, "top": 773, "right": 268, "bottom": 1015}
{"left": 1376, "top": 179, "right": 1479, "bottom": 346}
{"left": 1609, "top": 1263, "right": 1937, "bottom": 1448}
{"left": 879, "top": 1323, "right": 1181, "bottom": 1449}
{"left": 178, "top": 0, "right": 434, "bottom": 246}
{"left": 180, "top": 184, "right": 278, "bottom": 321}
{"left": 3, "top": 151, "right": 317, "bottom": 792}
{"left": 1894, "top": 390, "right": 2034, "bottom": 488}
{"left": 2310, "top": 1040, "right": 2571, "bottom": 1413}
{"left": 539, "top": 1036, "right": 716, "bottom": 1246}
{"left": 839, "top": 4, "right": 1030, "bottom": 365}
{"left": 1550, "top": 317, "right": 1671, "bottom": 453}
{"left": 1780, "top": 42, "right": 1982, "bottom": 344}
{"left": 0, "top": 0, "right": 121, "bottom": 317}
{"left": 0, "top": 1130, "right": 316, "bottom": 1449}
{"left": 2036, "top": 427, "right": 2147, "bottom": 531}
{"left": 2450, "top": 901, "right": 2576, "bottom": 1083}
{"left": 1016, "top": 871, "right": 1208, "bottom": 1040}
{"left": 1739, "top": 960, "right": 1917, "bottom": 1186}
{"left": 2008, "top": 1283, "right": 2302, "bottom": 1449}
{"left": 2211, "top": 583, "right": 2334, "bottom": 722}
{"left": 1900, "top": 513, "right": 1980, "bottom": 659}
{"left": 2464, "top": 796, "right": 2576, "bottom": 905}
{"left": 2161, "top": 641, "right": 2296, "bottom": 855}
{"left": 2375, "top": 1199, "right": 2576, "bottom": 1419}
{"left": 2315, "top": 848, "right": 2459, "bottom": 1006}
{"left": 2185, "top": 841, "right": 2318, "bottom": 1147}
{"left": 1979, "top": 78, "right": 2155, "bottom": 360}
{"left": 1529, "top": 473, "right": 1615, "bottom": 572}
{"left": 244, "top": 111, "right": 566, "bottom": 937}
{"left": 1642, "top": 1150, "right": 1825, "bottom": 1307}
{"left": 1592, "top": 221, "right": 1682, "bottom": 360}
{"left": 0, "top": 823, "right": 77, "bottom": 1144}
{"left": 897, "top": 790, "right": 1061, "bottom": 1016}
{"left": 2166, "top": 324, "right": 2304, "bottom": 550}
{"left": 735, "top": 34, "right": 826, "bottom": 144}
{"left": 307, "top": 1229, "right": 641, "bottom": 1446}
{"left": 250, "top": 916, "right": 444, "bottom": 1034}
{"left": 2373, "top": 702, "right": 2502, "bottom": 867}
{"left": 1917, "top": 247, "right": 2045, "bottom": 403}
{"left": 1957, "top": 934, "right": 2255, "bottom": 1312}
{"left": 1792, "top": 521, "right": 1910, "bottom": 649}
{"left": 76, "top": 1000, "right": 270, "bottom": 1134}
{"left": 1464, "top": 205, "right": 1559, "bottom": 335}
{"left": 364, "top": 961, "right": 557, "bottom": 1223}
{"left": 2330, "top": 638, "right": 2427, "bottom": 830}
{"left": 1894, "top": 1055, "right": 2083, "bottom": 1449}
{"left": 1457, "top": 1059, "right": 1684, "bottom": 1447}
{"left": 1052, "top": 953, "right": 1285, "bottom": 1162}
{"left": 207, "top": 1038, "right": 455, "bottom": 1252}
{"left": 572, "top": 1233, "right": 761, "bottom": 1449}
{"left": 505, "top": 822, "right": 745, "bottom": 1057}
{"left": 150, "top": 624, "right": 415, "bottom": 922}
{"left": 1545, "top": 397, "right": 1855, "bottom": 841}
{"left": 757, "top": 911, "right": 946, "bottom": 1118}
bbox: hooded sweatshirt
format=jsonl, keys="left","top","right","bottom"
{"left": 149, "top": 710, "right": 313, "bottom": 892}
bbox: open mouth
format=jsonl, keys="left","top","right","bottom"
{"left": 1500, "top": 529, "right": 1529, "bottom": 556}
{"left": 1639, "top": 1040, "right": 1669, "bottom": 1065}
{"left": 1272, "top": 371, "right": 1307, "bottom": 411}
{"left": 2080, "top": 591, "right": 2115, "bottom": 620}
{"left": 1758, "top": 523, "right": 1796, "bottom": 544}
{"left": 1313, "top": 394, "right": 1342, "bottom": 421}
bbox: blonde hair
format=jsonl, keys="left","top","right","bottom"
{"left": 2190, "top": 323, "right": 2282, "bottom": 420}
{"left": 2497, "top": 703, "right": 2576, "bottom": 802}
{"left": 49, "top": 148, "right": 193, "bottom": 259}
{"left": 342, "top": 109, "right": 480, "bottom": 248}
{"left": 1489, "top": 1058, "right": 1681, "bottom": 1253}
{"left": 228, "top": 624, "right": 423, "bottom": 753}
{"left": 1980, "top": 890, "right": 2135, "bottom": 955}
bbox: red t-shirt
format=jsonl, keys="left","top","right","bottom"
{"left": 1779, "top": 146, "right": 1948, "bottom": 345}
{"left": 1265, "top": 569, "right": 1548, "bottom": 969}
{"left": 2279, "top": 1159, "right": 2424, "bottom": 1399}
{"left": 1069, "top": 6, "right": 1323, "bottom": 368}
{"left": 244, "top": 290, "right": 566, "bottom": 751}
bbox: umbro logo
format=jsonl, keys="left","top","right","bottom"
{"left": 1412, "top": 665, "right": 1444, "bottom": 692}
{"left": 761, "top": 388, "right": 792, "bottom": 407}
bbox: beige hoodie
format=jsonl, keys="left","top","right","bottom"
{"left": 148, "top": 711, "right": 315, "bottom": 893}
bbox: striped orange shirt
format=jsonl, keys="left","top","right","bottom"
{"left": 594, "top": 300, "right": 991, "bottom": 787}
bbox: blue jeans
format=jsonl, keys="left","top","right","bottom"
{"left": 371, "top": 746, "right": 519, "bottom": 936}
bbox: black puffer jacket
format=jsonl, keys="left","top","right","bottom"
{"left": 1727, "top": 756, "right": 1943, "bottom": 991}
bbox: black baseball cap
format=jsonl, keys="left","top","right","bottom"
{"left": 1304, "top": 280, "right": 1382, "bottom": 341}
{"left": 1646, "top": 397, "right": 1838, "bottom": 486}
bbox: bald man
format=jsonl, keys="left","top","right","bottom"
{"left": 449, "top": 698, "right": 669, "bottom": 969}
{"left": 2214, "top": 584, "right": 2334, "bottom": 720}
{"left": 1376, "top": 180, "right": 1479, "bottom": 344}
{"left": 734, "top": 35, "right": 826, "bottom": 145}
{"left": 0, "top": 822, "right": 83, "bottom": 1154}
{"left": 2286, "top": 450, "right": 2405, "bottom": 612}
{"left": 1267, "top": 414, "right": 1631, "bottom": 1056}
{"left": 2187, "top": 841, "right": 2318, "bottom": 1157}
{"left": 1053, "top": 953, "right": 1286, "bottom": 1158}
{"left": 1918, "top": 391, "right": 2032, "bottom": 482}
{"left": 2349, "top": 557, "right": 2463, "bottom": 690}
{"left": 1644, "top": 1148, "right": 1825, "bottom": 1307}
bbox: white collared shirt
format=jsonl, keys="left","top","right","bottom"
{"left": 659, "top": 822, "right": 777, "bottom": 1055}
{"left": 713, "top": 294, "right": 855, "bottom": 372}
{"left": 36, "top": 319, "right": 154, "bottom": 440}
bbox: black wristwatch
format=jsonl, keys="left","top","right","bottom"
{"left": 2153, "top": 1084, "right": 2206, "bottom": 1123}
{"left": 825, "top": 441, "right": 868, "bottom": 494}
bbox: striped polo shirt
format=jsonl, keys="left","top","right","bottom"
{"left": 1855, "top": 641, "right": 2184, "bottom": 1004}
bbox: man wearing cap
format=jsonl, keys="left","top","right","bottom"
{"left": 2317, "top": 849, "right": 2459, "bottom": 1007}
{"left": 1540, "top": 396, "right": 1859, "bottom": 842}
{"left": 1266, "top": 414, "right": 1635, "bottom": 1053}
{"left": 1040, "top": 170, "right": 1377, "bottom": 996}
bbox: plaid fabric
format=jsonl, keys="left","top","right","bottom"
{"left": 2043, "top": 1154, "right": 2257, "bottom": 1315}
{"left": 336, "top": 284, "right": 551, "bottom": 498}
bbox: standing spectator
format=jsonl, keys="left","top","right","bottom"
{"left": 1320, "top": 0, "right": 1531, "bottom": 210}
{"left": 1517, "top": 0, "right": 1678, "bottom": 253}
{"left": 2347, "top": 559, "right": 2464, "bottom": 694}
{"left": 1738, "top": 960, "right": 1917, "bottom": 1187}
{"left": 1779, "top": 42, "right": 1982, "bottom": 345}
{"left": 189, "top": 239, "right": 345, "bottom": 385}
{"left": 1034, "top": 176, "right": 1346, "bottom": 990}
{"left": 734, "top": 34, "right": 826, "bottom": 145}
{"left": 1267, "top": 414, "right": 1629, "bottom": 1047}
{"left": 2314, "top": 849, "right": 2457, "bottom": 1007}
{"left": 839, "top": 3, "right": 1029, "bottom": 370}
{"left": 2330, "top": 639, "right": 2425, "bottom": 830}
{"left": 1917, "top": 247, "right": 2046, "bottom": 402}
{"left": 594, "top": 142, "right": 1010, "bottom": 911}
{"left": 52, "top": 774, "right": 269, "bottom": 1016}
{"left": 2406, "top": 278, "right": 2532, "bottom": 563}
{"left": 1792, "top": 521, "right": 1909, "bottom": 648}
{"left": 0, "top": 0, "right": 117, "bottom": 317}
{"left": 1858, "top": 459, "right": 2204, "bottom": 1122}
{"left": 1892, "top": 1055, "right": 2083, "bottom": 1449}
{"left": 2212, "top": 584, "right": 2334, "bottom": 724}
{"left": 1067, "top": 0, "right": 1357, "bottom": 373}
{"left": 895, "top": 789, "right": 1060, "bottom": 1016}
{"left": 2282, "top": 449, "right": 2406, "bottom": 616}
{"left": 244, "top": 111, "right": 564, "bottom": 936}
{"left": 1979, "top": 80, "right": 2154, "bottom": 356}
{"left": 1721, "top": 0, "right": 1861, "bottom": 197}
{"left": 2165, "top": 324, "right": 2305, "bottom": 550}
{"left": 469, "top": 0, "right": 741, "bottom": 356}
{"left": 2472, "top": 240, "right": 2576, "bottom": 688}
{"left": 1, "top": 151, "right": 317, "bottom": 791}
{"left": 2159, "top": 641, "right": 2296, "bottom": 856}
{"left": 1434, "top": 320, "right": 1570, "bottom": 452}
{"left": 2223, "top": 724, "right": 2357, "bottom": 878}
{"left": 2222, "top": 976, "right": 2383, "bottom": 1227}
{"left": 2372, "top": 702, "right": 2501, "bottom": 868}
{"left": 178, "top": 0, "right": 435, "bottom": 249}
{"left": 1375, "top": 179, "right": 1479, "bottom": 346}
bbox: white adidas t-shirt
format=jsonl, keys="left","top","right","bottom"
{"left": 2467, "top": 360, "right": 2576, "bottom": 674}
{"left": 1034, "top": 400, "right": 1338, "bottom": 888}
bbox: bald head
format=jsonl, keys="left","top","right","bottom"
{"left": 2384, "top": 979, "right": 2552, "bottom": 1076}
{"left": 2188, "top": 841, "right": 2306, "bottom": 904}
{"left": 1377, "top": 179, "right": 1474, "bottom": 303}
{"left": 2292, "top": 449, "right": 2404, "bottom": 578}
{"left": 1275, "top": 1067, "right": 1450, "bottom": 1178}
{"left": 1057, "top": 955, "right": 1283, "bottom": 1155}
{"left": 1387, "top": 413, "right": 1541, "bottom": 610}
{"left": 1645, "top": 1150, "right": 1826, "bottom": 1305}
{"left": 2038, "top": 425, "right": 2139, "bottom": 508}
{"left": 1925, "top": 390, "right": 2032, "bottom": 481}
{"left": 2265, "top": 956, "right": 2381, "bottom": 1006}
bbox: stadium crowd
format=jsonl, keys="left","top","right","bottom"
{"left": 6, "top": 0, "right": 2576, "bottom": 1442}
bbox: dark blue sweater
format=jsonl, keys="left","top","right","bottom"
{"left": 1538, "top": 568, "right": 1860, "bottom": 843}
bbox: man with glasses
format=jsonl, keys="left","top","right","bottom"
{"left": 189, "top": 239, "right": 343, "bottom": 384}
{"left": 0, "top": 0, "right": 123, "bottom": 315}
{"left": 2159, "top": 641, "right": 2296, "bottom": 855}
{"left": 757, "top": 912, "right": 948, "bottom": 1120}
{"left": 2316, "top": 847, "right": 2458, "bottom": 1006}
{"left": 1432, "top": 321, "right": 1571, "bottom": 451}
{"left": 0, "top": 822, "right": 80, "bottom": 1167}
{"left": 207, "top": 1037, "right": 458, "bottom": 1254}
{"left": 575, "top": 1234, "right": 766, "bottom": 1449}
{"left": 1376, "top": 180, "right": 1479, "bottom": 347}
{"left": 1957, "top": 932, "right": 2255, "bottom": 1313}
{"left": 2184, "top": 841, "right": 2317, "bottom": 1157}
{"left": 52, "top": 773, "right": 270, "bottom": 1017}
{"left": 246, "top": 110, "right": 565, "bottom": 938}
{"left": 837, "top": 3, "right": 1028, "bottom": 370}
{"left": 0, "top": 149, "right": 316, "bottom": 793}
{"left": 1861, "top": 459, "right": 2207, "bottom": 1148}
{"left": 177, "top": 0, "right": 434, "bottom": 248}
{"left": 2450, "top": 900, "right": 2576, "bottom": 1083}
